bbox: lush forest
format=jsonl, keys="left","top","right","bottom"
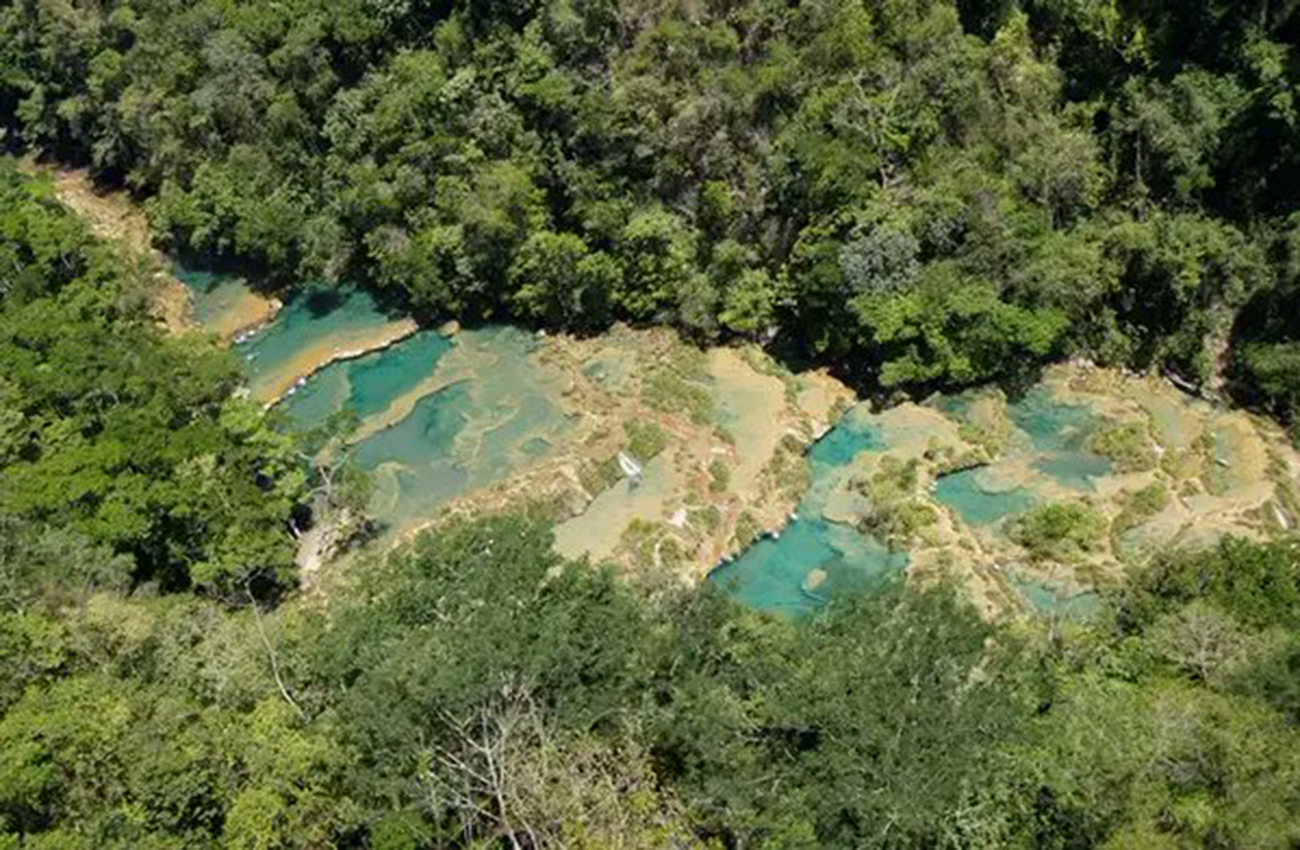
{"left": 1, "top": 150, "right": 1298, "bottom": 850}
{"left": 3, "top": 0, "right": 1300, "bottom": 846}
{"left": 2, "top": 0, "right": 1299, "bottom": 419}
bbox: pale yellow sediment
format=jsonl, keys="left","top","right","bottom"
{"left": 708, "top": 348, "right": 788, "bottom": 499}
{"left": 252, "top": 318, "right": 419, "bottom": 405}
{"left": 795, "top": 370, "right": 852, "bottom": 424}
{"left": 206, "top": 290, "right": 283, "bottom": 344}
{"left": 553, "top": 454, "right": 684, "bottom": 561}
{"left": 874, "top": 403, "right": 965, "bottom": 456}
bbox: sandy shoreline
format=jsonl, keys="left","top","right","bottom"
{"left": 18, "top": 160, "right": 285, "bottom": 342}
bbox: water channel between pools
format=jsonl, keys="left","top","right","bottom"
{"left": 185, "top": 269, "right": 1120, "bottom": 618}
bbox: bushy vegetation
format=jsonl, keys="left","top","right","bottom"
{"left": 1089, "top": 419, "right": 1159, "bottom": 472}
{"left": 624, "top": 418, "right": 668, "bottom": 462}
{"left": 1112, "top": 480, "right": 1172, "bottom": 537}
{"left": 3, "top": 3, "right": 1300, "bottom": 846}
{"left": 1012, "top": 500, "right": 1108, "bottom": 563}
{"left": 1, "top": 173, "right": 1297, "bottom": 843}
{"left": 0, "top": 162, "right": 305, "bottom": 594}
{"left": 857, "top": 456, "right": 938, "bottom": 546}
{"left": 1, "top": 0, "right": 1297, "bottom": 400}
{"left": 3, "top": 508, "right": 1299, "bottom": 847}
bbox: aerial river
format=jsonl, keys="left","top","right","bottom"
{"left": 182, "top": 268, "right": 1300, "bottom": 621}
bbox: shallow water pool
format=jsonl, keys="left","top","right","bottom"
{"left": 710, "top": 517, "right": 907, "bottom": 615}
{"left": 176, "top": 266, "right": 255, "bottom": 329}
{"left": 350, "top": 327, "right": 573, "bottom": 531}
{"left": 933, "top": 386, "right": 1112, "bottom": 528}
{"left": 237, "top": 287, "right": 405, "bottom": 401}
{"left": 1013, "top": 578, "right": 1102, "bottom": 621}
{"left": 279, "top": 331, "right": 452, "bottom": 426}
{"left": 934, "top": 468, "right": 1037, "bottom": 526}
{"left": 1007, "top": 387, "right": 1111, "bottom": 490}
{"left": 708, "top": 411, "right": 906, "bottom": 616}
{"left": 180, "top": 268, "right": 572, "bottom": 533}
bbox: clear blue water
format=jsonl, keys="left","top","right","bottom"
{"left": 279, "top": 331, "right": 452, "bottom": 425}
{"left": 934, "top": 468, "right": 1037, "bottom": 526}
{"left": 175, "top": 264, "right": 259, "bottom": 330}
{"left": 713, "top": 387, "right": 1114, "bottom": 618}
{"left": 809, "top": 406, "right": 888, "bottom": 466}
{"left": 1007, "top": 387, "right": 1111, "bottom": 490}
{"left": 711, "top": 518, "right": 908, "bottom": 616}
{"left": 709, "top": 409, "right": 906, "bottom": 617}
{"left": 177, "top": 268, "right": 570, "bottom": 532}
{"left": 182, "top": 267, "right": 1111, "bottom": 616}
{"left": 932, "top": 386, "right": 1112, "bottom": 528}
{"left": 1008, "top": 387, "right": 1094, "bottom": 453}
{"left": 237, "top": 286, "right": 400, "bottom": 400}
{"left": 348, "top": 327, "right": 573, "bottom": 531}
{"left": 356, "top": 381, "right": 472, "bottom": 471}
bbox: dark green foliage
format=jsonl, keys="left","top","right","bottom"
{"left": 1117, "top": 536, "right": 1300, "bottom": 632}
{"left": 1232, "top": 217, "right": 1300, "bottom": 439}
{"left": 1, "top": 0, "right": 1292, "bottom": 396}
{"left": 1012, "top": 501, "right": 1108, "bottom": 563}
{"left": 1, "top": 2, "right": 1300, "bottom": 846}
{"left": 760, "top": 585, "right": 1030, "bottom": 846}
{"left": 1022, "top": 535, "right": 1300, "bottom": 846}
{"left": 0, "top": 162, "right": 305, "bottom": 592}
{"left": 2, "top": 503, "right": 1300, "bottom": 846}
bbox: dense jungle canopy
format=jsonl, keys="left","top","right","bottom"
{"left": 1, "top": 1, "right": 1299, "bottom": 847}
{"left": 1, "top": 0, "right": 1298, "bottom": 411}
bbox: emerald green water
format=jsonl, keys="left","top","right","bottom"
{"left": 934, "top": 469, "right": 1037, "bottom": 526}
{"left": 182, "top": 267, "right": 1109, "bottom": 615}
{"left": 715, "top": 386, "right": 1114, "bottom": 616}
{"left": 178, "top": 268, "right": 570, "bottom": 532}
{"left": 710, "top": 408, "right": 908, "bottom": 616}
{"left": 280, "top": 331, "right": 452, "bottom": 426}
{"left": 1013, "top": 578, "right": 1102, "bottom": 621}
{"left": 1008, "top": 387, "right": 1112, "bottom": 490}
{"left": 933, "top": 387, "right": 1111, "bottom": 528}
{"left": 175, "top": 265, "right": 259, "bottom": 330}
{"left": 237, "top": 287, "right": 399, "bottom": 400}
{"left": 351, "top": 327, "right": 571, "bottom": 531}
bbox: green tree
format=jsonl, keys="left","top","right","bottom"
{"left": 510, "top": 230, "right": 616, "bottom": 327}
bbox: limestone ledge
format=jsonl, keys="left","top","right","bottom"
{"left": 256, "top": 319, "right": 420, "bottom": 407}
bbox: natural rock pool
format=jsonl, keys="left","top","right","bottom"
{"left": 709, "top": 408, "right": 908, "bottom": 615}
{"left": 180, "top": 269, "right": 1300, "bottom": 620}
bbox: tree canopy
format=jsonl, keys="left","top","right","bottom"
{"left": 1, "top": 0, "right": 1295, "bottom": 400}
{"left": 2, "top": 2, "right": 1300, "bottom": 846}
{"left": 1, "top": 510, "right": 1297, "bottom": 847}
{"left": 0, "top": 161, "right": 305, "bottom": 594}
